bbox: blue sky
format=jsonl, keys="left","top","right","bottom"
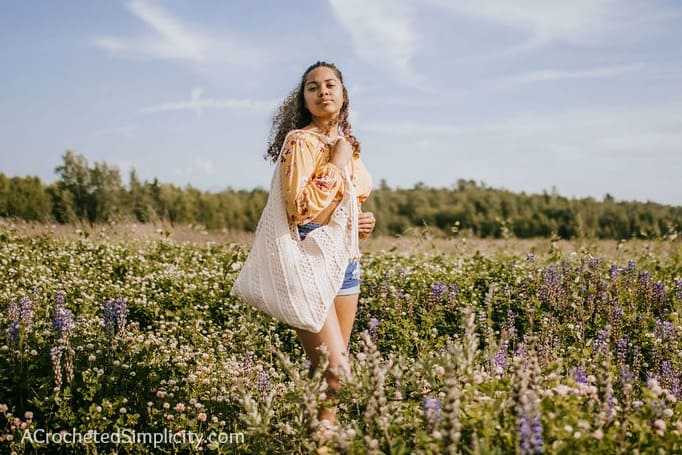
{"left": 1, "top": 0, "right": 681, "bottom": 205}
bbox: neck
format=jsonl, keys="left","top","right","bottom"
{"left": 310, "top": 116, "right": 339, "bottom": 136}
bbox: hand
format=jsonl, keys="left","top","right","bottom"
{"left": 330, "top": 137, "right": 353, "bottom": 169}
{"left": 358, "top": 211, "right": 376, "bottom": 239}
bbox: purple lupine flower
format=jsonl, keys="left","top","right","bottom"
{"left": 626, "top": 260, "right": 636, "bottom": 274}
{"left": 612, "top": 307, "right": 623, "bottom": 324}
{"left": 242, "top": 353, "right": 254, "bottom": 373}
{"left": 675, "top": 279, "right": 682, "bottom": 301}
{"left": 609, "top": 264, "right": 619, "bottom": 279}
{"left": 6, "top": 300, "right": 20, "bottom": 346}
{"left": 518, "top": 391, "right": 543, "bottom": 454}
{"left": 430, "top": 282, "right": 448, "bottom": 302}
{"left": 589, "top": 257, "right": 600, "bottom": 269}
{"left": 50, "top": 345, "right": 64, "bottom": 390}
{"left": 19, "top": 297, "right": 34, "bottom": 332}
{"left": 660, "top": 361, "right": 673, "bottom": 383}
{"left": 592, "top": 329, "right": 609, "bottom": 355}
{"left": 631, "top": 346, "right": 642, "bottom": 375}
{"left": 6, "top": 297, "right": 34, "bottom": 347}
{"left": 494, "top": 343, "right": 508, "bottom": 371}
{"left": 257, "top": 370, "right": 270, "bottom": 393}
{"left": 52, "top": 294, "right": 75, "bottom": 342}
{"left": 448, "top": 284, "right": 459, "bottom": 302}
{"left": 619, "top": 366, "right": 635, "bottom": 384}
{"left": 637, "top": 272, "right": 650, "bottom": 297}
{"left": 616, "top": 338, "right": 628, "bottom": 363}
{"left": 607, "top": 393, "right": 616, "bottom": 419}
{"left": 653, "top": 282, "right": 666, "bottom": 304}
{"left": 659, "top": 360, "right": 680, "bottom": 398}
{"left": 538, "top": 266, "right": 563, "bottom": 303}
{"left": 103, "top": 298, "right": 127, "bottom": 339}
{"left": 670, "top": 376, "right": 681, "bottom": 400}
{"left": 505, "top": 310, "right": 517, "bottom": 339}
{"left": 422, "top": 397, "right": 441, "bottom": 427}
{"left": 654, "top": 319, "right": 675, "bottom": 342}
{"left": 521, "top": 413, "right": 544, "bottom": 454}
{"left": 573, "top": 368, "right": 588, "bottom": 384}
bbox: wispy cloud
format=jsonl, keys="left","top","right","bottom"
{"left": 363, "top": 104, "right": 682, "bottom": 158}
{"left": 499, "top": 63, "right": 643, "bottom": 86}
{"left": 91, "top": 0, "right": 266, "bottom": 67}
{"left": 328, "top": 0, "right": 422, "bottom": 86}
{"left": 138, "top": 89, "right": 277, "bottom": 116}
{"left": 425, "top": 0, "right": 624, "bottom": 52}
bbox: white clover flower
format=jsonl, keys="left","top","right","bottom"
{"left": 654, "top": 419, "right": 666, "bottom": 436}
{"left": 555, "top": 384, "right": 572, "bottom": 396}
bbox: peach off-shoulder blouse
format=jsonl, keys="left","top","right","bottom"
{"left": 279, "top": 129, "right": 372, "bottom": 226}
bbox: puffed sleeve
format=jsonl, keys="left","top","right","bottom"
{"left": 280, "top": 131, "right": 345, "bottom": 225}
{"left": 351, "top": 156, "right": 372, "bottom": 205}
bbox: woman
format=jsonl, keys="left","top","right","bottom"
{"left": 265, "top": 61, "right": 375, "bottom": 433}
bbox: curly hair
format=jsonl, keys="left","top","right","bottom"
{"left": 264, "top": 61, "right": 361, "bottom": 163}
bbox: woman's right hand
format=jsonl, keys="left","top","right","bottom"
{"left": 330, "top": 137, "right": 353, "bottom": 169}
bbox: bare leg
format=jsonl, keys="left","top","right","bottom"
{"left": 295, "top": 300, "right": 351, "bottom": 424}
{"left": 334, "top": 293, "right": 359, "bottom": 352}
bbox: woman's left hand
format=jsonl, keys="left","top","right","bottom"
{"left": 358, "top": 211, "right": 376, "bottom": 239}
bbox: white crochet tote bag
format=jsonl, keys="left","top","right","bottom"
{"left": 231, "top": 132, "right": 360, "bottom": 333}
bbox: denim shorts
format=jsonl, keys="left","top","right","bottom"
{"left": 297, "top": 222, "right": 361, "bottom": 296}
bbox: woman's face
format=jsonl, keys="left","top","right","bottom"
{"left": 303, "top": 66, "right": 344, "bottom": 121}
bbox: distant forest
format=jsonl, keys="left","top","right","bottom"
{"left": 1, "top": 151, "right": 680, "bottom": 239}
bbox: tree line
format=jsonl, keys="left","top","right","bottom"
{"left": 1, "top": 151, "right": 680, "bottom": 239}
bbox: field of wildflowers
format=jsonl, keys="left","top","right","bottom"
{"left": 1, "top": 224, "right": 681, "bottom": 453}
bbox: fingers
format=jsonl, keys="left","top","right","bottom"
{"left": 357, "top": 211, "right": 376, "bottom": 234}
